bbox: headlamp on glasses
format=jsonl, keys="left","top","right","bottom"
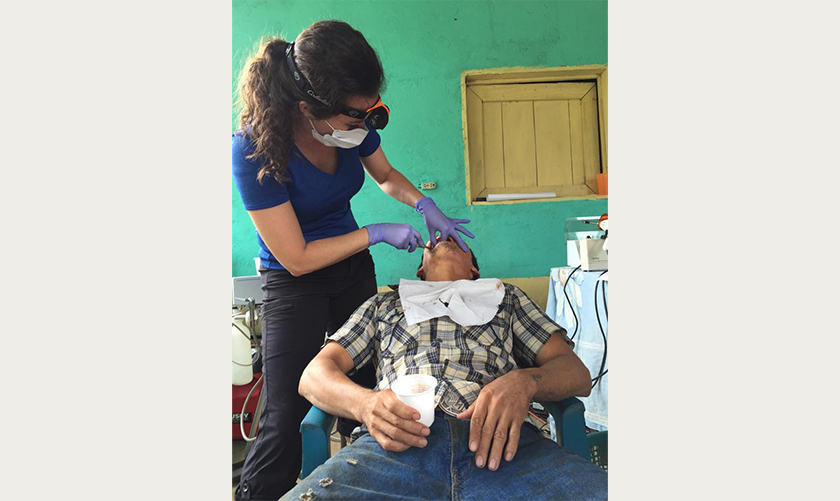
{"left": 285, "top": 42, "right": 390, "bottom": 130}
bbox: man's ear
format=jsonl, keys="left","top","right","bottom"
{"left": 471, "top": 264, "right": 480, "bottom": 280}
{"left": 416, "top": 265, "right": 425, "bottom": 280}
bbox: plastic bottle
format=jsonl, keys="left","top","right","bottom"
{"left": 232, "top": 324, "right": 253, "bottom": 386}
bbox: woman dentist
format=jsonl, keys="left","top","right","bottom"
{"left": 232, "top": 20, "right": 474, "bottom": 500}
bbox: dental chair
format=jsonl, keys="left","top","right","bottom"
{"left": 299, "top": 397, "right": 592, "bottom": 479}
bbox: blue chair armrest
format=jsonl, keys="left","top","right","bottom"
{"left": 541, "top": 397, "right": 591, "bottom": 462}
{"left": 300, "top": 406, "right": 338, "bottom": 479}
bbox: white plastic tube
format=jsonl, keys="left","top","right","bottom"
{"left": 486, "top": 192, "right": 556, "bottom": 202}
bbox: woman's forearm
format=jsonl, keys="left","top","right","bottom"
{"left": 378, "top": 167, "right": 425, "bottom": 208}
{"left": 290, "top": 228, "right": 370, "bottom": 276}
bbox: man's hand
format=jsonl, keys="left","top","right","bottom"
{"left": 456, "top": 370, "right": 539, "bottom": 471}
{"left": 358, "top": 389, "right": 431, "bottom": 452}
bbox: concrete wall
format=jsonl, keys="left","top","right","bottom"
{"left": 232, "top": 0, "right": 608, "bottom": 295}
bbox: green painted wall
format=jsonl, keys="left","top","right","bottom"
{"left": 232, "top": 0, "right": 608, "bottom": 284}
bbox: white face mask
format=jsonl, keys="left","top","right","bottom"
{"left": 308, "top": 117, "right": 369, "bottom": 149}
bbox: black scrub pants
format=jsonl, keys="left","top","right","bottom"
{"left": 235, "top": 250, "right": 378, "bottom": 500}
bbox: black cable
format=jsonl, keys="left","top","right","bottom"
{"left": 591, "top": 277, "right": 608, "bottom": 388}
{"left": 600, "top": 270, "right": 608, "bottom": 320}
{"left": 595, "top": 270, "right": 608, "bottom": 384}
{"left": 562, "top": 266, "right": 582, "bottom": 341}
{"left": 591, "top": 369, "right": 608, "bottom": 386}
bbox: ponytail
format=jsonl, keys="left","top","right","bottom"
{"left": 235, "top": 21, "right": 386, "bottom": 185}
{"left": 235, "top": 37, "right": 298, "bottom": 184}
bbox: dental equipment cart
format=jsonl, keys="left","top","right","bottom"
{"left": 546, "top": 266, "right": 608, "bottom": 431}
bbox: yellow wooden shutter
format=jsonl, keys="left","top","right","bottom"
{"left": 463, "top": 68, "right": 607, "bottom": 204}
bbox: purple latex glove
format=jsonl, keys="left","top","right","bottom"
{"left": 415, "top": 197, "right": 475, "bottom": 252}
{"left": 365, "top": 223, "right": 425, "bottom": 252}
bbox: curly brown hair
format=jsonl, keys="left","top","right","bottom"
{"left": 235, "top": 20, "right": 386, "bottom": 184}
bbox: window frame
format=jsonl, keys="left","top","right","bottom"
{"left": 461, "top": 65, "right": 608, "bottom": 205}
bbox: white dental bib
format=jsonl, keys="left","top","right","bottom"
{"left": 398, "top": 278, "right": 505, "bottom": 327}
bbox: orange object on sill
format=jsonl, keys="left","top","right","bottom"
{"left": 597, "top": 173, "right": 608, "bottom": 196}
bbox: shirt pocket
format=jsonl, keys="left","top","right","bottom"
{"left": 377, "top": 308, "right": 416, "bottom": 358}
{"left": 464, "top": 323, "right": 505, "bottom": 349}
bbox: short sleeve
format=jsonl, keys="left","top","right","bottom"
{"left": 508, "top": 284, "right": 571, "bottom": 368}
{"left": 358, "top": 121, "right": 381, "bottom": 157}
{"left": 326, "top": 295, "right": 380, "bottom": 370}
{"left": 232, "top": 133, "right": 291, "bottom": 210}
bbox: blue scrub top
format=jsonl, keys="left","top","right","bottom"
{"left": 232, "top": 125, "right": 381, "bottom": 270}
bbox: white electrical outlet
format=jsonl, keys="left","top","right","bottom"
{"left": 421, "top": 182, "right": 437, "bottom": 190}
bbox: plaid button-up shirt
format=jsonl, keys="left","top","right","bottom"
{"left": 328, "top": 282, "right": 570, "bottom": 416}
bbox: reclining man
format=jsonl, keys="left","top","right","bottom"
{"left": 283, "top": 237, "right": 608, "bottom": 500}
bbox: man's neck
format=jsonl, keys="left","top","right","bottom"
{"left": 424, "top": 263, "right": 472, "bottom": 282}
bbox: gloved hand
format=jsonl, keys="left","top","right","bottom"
{"left": 415, "top": 197, "right": 475, "bottom": 252}
{"left": 365, "top": 223, "right": 425, "bottom": 252}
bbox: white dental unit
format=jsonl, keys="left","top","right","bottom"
{"left": 565, "top": 216, "right": 608, "bottom": 271}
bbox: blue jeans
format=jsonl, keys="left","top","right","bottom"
{"left": 282, "top": 411, "right": 607, "bottom": 501}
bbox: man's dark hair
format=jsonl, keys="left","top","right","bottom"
{"left": 418, "top": 250, "right": 479, "bottom": 280}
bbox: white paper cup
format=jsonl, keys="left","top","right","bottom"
{"left": 391, "top": 374, "right": 438, "bottom": 427}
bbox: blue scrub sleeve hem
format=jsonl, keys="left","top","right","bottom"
{"left": 242, "top": 199, "right": 290, "bottom": 211}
